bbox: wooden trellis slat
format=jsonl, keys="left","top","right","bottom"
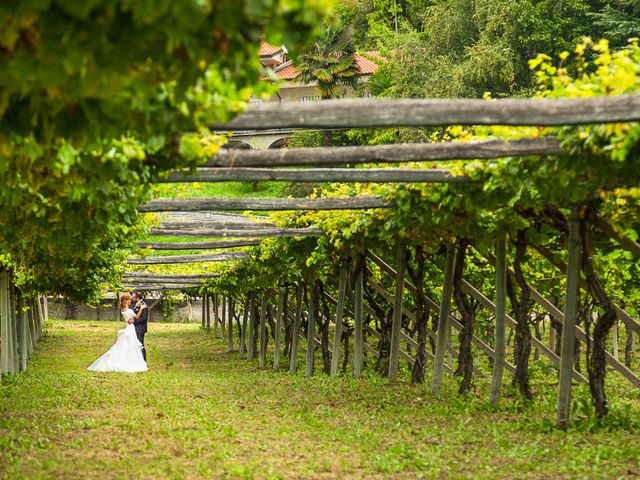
{"left": 593, "top": 214, "right": 640, "bottom": 258}
{"left": 138, "top": 239, "right": 262, "bottom": 250}
{"left": 217, "top": 96, "right": 640, "bottom": 130}
{"left": 139, "top": 196, "right": 393, "bottom": 212}
{"left": 205, "top": 138, "right": 563, "bottom": 168}
{"left": 149, "top": 227, "right": 323, "bottom": 238}
{"left": 525, "top": 284, "right": 640, "bottom": 388}
{"left": 370, "top": 251, "right": 587, "bottom": 384}
{"left": 161, "top": 167, "right": 472, "bottom": 184}
{"left": 459, "top": 280, "right": 587, "bottom": 384}
{"left": 478, "top": 247, "right": 638, "bottom": 387}
{"left": 123, "top": 275, "right": 219, "bottom": 284}
{"left": 322, "top": 289, "right": 477, "bottom": 377}
{"left": 533, "top": 244, "right": 640, "bottom": 336}
{"left": 155, "top": 221, "right": 274, "bottom": 230}
{"left": 360, "top": 285, "right": 486, "bottom": 378}
{"left": 123, "top": 284, "right": 201, "bottom": 291}
{"left": 127, "top": 252, "right": 248, "bottom": 265}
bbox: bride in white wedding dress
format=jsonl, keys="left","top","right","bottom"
{"left": 87, "top": 294, "right": 148, "bottom": 373}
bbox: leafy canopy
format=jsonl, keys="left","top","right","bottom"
{"left": 0, "top": 0, "right": 331, "bottom": 301}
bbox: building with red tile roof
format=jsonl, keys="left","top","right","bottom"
{"left": 257, "top": 41, "right": 381, "bottom": 101}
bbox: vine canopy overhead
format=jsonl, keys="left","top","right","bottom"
{"left": 0, "top": 0, "right": 331, "bottom": 302}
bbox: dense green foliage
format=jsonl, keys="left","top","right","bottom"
{"left": 205, "top": 41, "right": 640, "bottom": 414}
{"left": 0, "top": 0, "right": 330, "bottom": 301}
{"left": 348, "top": 0, "right": 639, "bottom": 98}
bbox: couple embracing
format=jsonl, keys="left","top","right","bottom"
{"left": 87, "top": 292, "right": 149, "bottom": 373}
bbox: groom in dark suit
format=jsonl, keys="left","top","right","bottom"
{"left": 129, "top": 291, "right": 148, "bottom": 361}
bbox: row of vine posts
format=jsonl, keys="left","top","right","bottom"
{"left": 0, "top": 270, "right": 48, "bottom": 383}
{"left": 127, "top": 96, "right": 639, "bottom": 430}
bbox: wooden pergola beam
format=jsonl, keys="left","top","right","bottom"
{"left": 139, "top": 196, "right": 393, "bottom": 212}
{"left": 204, "top": 138, "right": 563, "bottom": 167}
{"left": 149, "top": 227, "right": 323, "bottom": 238}
{"left": 137, "top": 240, "right": 262, "bottom": 250}
{"left": 217, "top": 96, "right": 640, "bottom": 130}
{"left": 160, "top": 168, "right": 472, "bottom": 184}
{"left": 155, "top": 221, "right": 275, "bottom": 231}
{"left": 123, "top": 284, "right": 202, "bottom": 291}
{"left": 123, "top": 273, "right": 220, "bottom": 282}
{"left": 127, "top": 252, "right": 248, "bottom": 265}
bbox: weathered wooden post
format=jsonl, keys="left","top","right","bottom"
{"left": 273, "top": 289, "right": 284, "bottom": 370}
{"left": 26, "top": 298, "right": 36, "bottom": 356}
{"left": 489, "top": 228, "right": 507, "bottom": 404}
{"left": 17, "top": 291, "right": 27, "bottom": 371}
{"left": 389, "top": 243, "right": 407, "bottom": 382}
{"left": 353, "top": 260, "right": 364, "bottom": 377}
{"left": 201, "top": 295, "right": 206, "bottom": 330}
{"left": 247, "top": 291, "right": 256, "bottom": 361}
{"left": 432, "top": 244, "right": 457, "bottom": 395}
{"left": 9, "top": 281, "right": 19, "bottom": 373}
{"left": 557, "top": 206, "right": 582, "bottom": 430}
{"left": 289, "top": 284, "right": 303, "bottom": 374}
{"left": 206, "top": 295, "right": 211, "bottom": 332}
{"left": 1, "top": 270, "right": 12, "bottom": 376}
{"left": 330, "top": 264, "right": 349, "bottom": 377}
{"left": 306, "top": 282, "right": 318, "bottom": 377}
{"left": 259, "top": 293, "right": 267, "bottom": 369}
{"left": 221, "top": 295, "right": 226, "bottom": 340}
{"left": 42, "top": 295, "right": 48, "bottom": 322}
{"left": 239, "top": 296, "right": 249, "bottom": 357}
{"left": 213, "top": 294, "right": 219, "bottom": 336}
{"left": 228, "top": 297, "right": 234, "bottom": 352}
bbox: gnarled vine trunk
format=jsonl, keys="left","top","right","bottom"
{"left": 363, "top": 267, "right": 393, "bottom": 375}
{"left": 505, "top": 230, "right": 534, "bottom": 400}
{"left": 452, "top": 239, "right": 476, "bottom": 394}
{"left": 582, "top": 204, "right": 618, "bottom": 416}
{"left": 318, "top": 282, "right": 333, "bottom": 374}
{"left": 406, "top": 245, "right": 430, "bottom": 383}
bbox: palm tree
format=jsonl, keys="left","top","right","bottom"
{"left": 295, "top": 25, "right": 359, "bottom": 146}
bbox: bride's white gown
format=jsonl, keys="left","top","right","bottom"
{"left": 87, "top": 308, "right": 148, "bottom": 372}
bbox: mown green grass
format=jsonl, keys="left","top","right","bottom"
{"left": 1, "top": 321, "right": 639, "bottom": 479}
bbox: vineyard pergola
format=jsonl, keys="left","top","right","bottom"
{"left": 105, "top": 95, "right": 640, "bottom": 430}
{"left": 1, "top": 94, "right": 639, "bottom": 429}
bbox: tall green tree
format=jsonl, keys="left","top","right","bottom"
{"left": 296, "top": 24, "right": 360, "bottom": 145}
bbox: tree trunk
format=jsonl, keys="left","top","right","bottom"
{"left": 505, "top": 230, "right": 534, "bottom": 400}
{"left": 406, "top": 245, "right": 429, "bottom": 383}
{"left": 452, "top": 239, "right": 475, "bottom": 394}
{"left": 551, "top": 316, "right": 563, "bottom": 356}
{"left": 364, "top": 270, "right": 392, "bottom": 375}
{"left": 318, "top": 282, "right": 332, "bottom": 374}
{"left": 582, "top": 205, "right": 618, "bottom": 417}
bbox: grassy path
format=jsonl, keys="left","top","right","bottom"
{"left": 1, "top": 321, "right": 639, "bottom": 479}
